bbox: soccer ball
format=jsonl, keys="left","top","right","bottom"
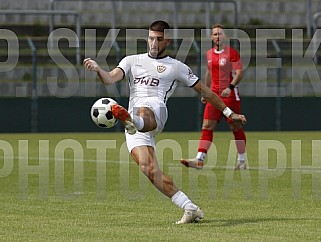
{"left": 90, "top": 98, "right": 118, "bottom": 128}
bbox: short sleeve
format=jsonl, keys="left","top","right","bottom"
{"left": 117, "top": 56, "right": 132, "bottom": 77}
{"left": 231, "top": 49, "right": 243, "bottom": 70}
{"left": 176, "top": 62, "right": 199, "bottom": 87}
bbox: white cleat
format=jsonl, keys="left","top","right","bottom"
{"left": 180, "top": 158, "right": 204, "bottom": 169}
{"left": 175, "top": 207, "right": 204, "bottom": 224}
{"left": 235, "top": 160, "right": 247, "bottom": 170}
{"left": 124, "top": 120, "right": 137, "bottom": 135}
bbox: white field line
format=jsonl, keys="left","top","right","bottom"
{"left": 1, "top": 155, "right": 321, "bottom": 172}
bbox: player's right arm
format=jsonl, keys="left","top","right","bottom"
{"left": 200, "top": 70, "right": 212, "bottom": 103}
{"left": 204, "top": 69, "right": 212, "bottom": 88}
{"left": 193, "top": 81, "right": 247, "bottom": 124}
{"left": 83, "top": 58, "right": 124, "bottom": 84}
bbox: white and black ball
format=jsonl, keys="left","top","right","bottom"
{"left": 90, "top": 98, "right": 118, "bottom": 128}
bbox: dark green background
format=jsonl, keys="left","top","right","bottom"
{"left": 0, "top": 97, "right": 319, "bottom": 132}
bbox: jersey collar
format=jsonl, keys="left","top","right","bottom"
{"left": 214, "top": 48, "right": 225, "bottom": 54}
{"left": 148, "top": 53, "right": 169, "bottom": 59}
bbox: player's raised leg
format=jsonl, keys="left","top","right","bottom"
{"left": 111, "top": 104, "right": 137, "bottom": 135}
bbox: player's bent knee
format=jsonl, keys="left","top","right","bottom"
{"left": 136, "top": 107, "right": 157, "bottom": 132}
{"left": 139, "top": 163, "right": 155, "bottom": 177}
{"left": 230, "top": 123, "right": 243, "bottom": 132}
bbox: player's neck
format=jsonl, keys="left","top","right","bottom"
{"left": 148, "top": 52, "right": 168, "bottom": 59}
{"left": 214, "top": 44, "right": 225, "bottom": 51}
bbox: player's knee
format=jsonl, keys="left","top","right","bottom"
{"left": 140, "top": 117, "right": 157, "bottom": 132}
{"left": 201, "top": 119, "right": 217, "bottom": 130}
{"left": 230, "top": 123, "right": 243, "bottom": 132}
{"left": 139, "top": 163, "right": 148, "bottom": 175}
{"left": 139, "top": 163, "right": 156, "bottom": 178}
{"left": 202, "top": 125, "right": 213, "bottom": 131}
{"left": 137, "top": 107, "right": 157, "bottom": 132}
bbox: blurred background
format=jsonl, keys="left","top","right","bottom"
{"left": 0, "top": 0, "right": 320, "bottom": 132}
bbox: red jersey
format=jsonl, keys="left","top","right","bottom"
{"left": 206, "top": 46, "right": 243, "bottom": 95}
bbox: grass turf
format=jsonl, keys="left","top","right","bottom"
{"left": 0, "top": 131, "right": 321, "bottom": 241}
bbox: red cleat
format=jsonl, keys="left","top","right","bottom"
{"left": 111, "top": 104, "right": 137, "bottom": 135}
{"left": 111, "top": 104, "right": 130, "bottom": 122}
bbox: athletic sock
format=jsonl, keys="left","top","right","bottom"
{"left": 171, "top": 191, "right": 197, "bottom": 211}
{"left": 238, "top": 153, "right": 246, "bottom": 162}
{"left": 132, "top": 115, "right": 144, "bottom": 131}
{"left": 196, "top": 152, "right": 206, "bottom": 161}
{"left": 233, "top": 129, "right": 246, "bottom": 154}
{"left": 198, "top": 129, "right": 213, "bottom": 154}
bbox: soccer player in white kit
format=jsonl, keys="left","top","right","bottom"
{"left": 83, "top": 20, "right": 247, "bottom": 224}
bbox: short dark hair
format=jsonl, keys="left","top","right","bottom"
{"left": 149, "top": 20, "right": 171, "bottom": 32}
{"left": 211, "top": 23, "right": 224, "bottom": 30}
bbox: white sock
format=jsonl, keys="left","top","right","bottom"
{"left": 132, "top": 115, "right": 144, "bottom": 130}
{"left": 196, "top": 152, "right": 206, "bottom": 161}
{"left": 171, "top": 191, "right": 198, "bottom": 211}
{"left": 238, "top": 153, "right": 246, "bottom": 161}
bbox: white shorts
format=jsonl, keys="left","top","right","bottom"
{"left": 125, "top": 98, "right": 168, "bottom": 152}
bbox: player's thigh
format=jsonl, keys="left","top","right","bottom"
{"left": 203, "top": 102, "right": 223, "bottom": 121}
{"left": 137, "top": 107, "right": 157, "bottom": 131}
{"left": 150, "top": 101, "right": 168, "bottom": 132}
{"left": 131, "top": 145, "right": 159, "bottom": 172}
{"left": 225, "top": 99, "right": 243, "bottom": 129}
{"left": 225, "top": 98, "right": 242, "bottom": 114}
{"left": 202, "top": 118, "right": 218, "bottom": 130}
{"left": 132, "top": 99, "right": 168, "bottom": 133}
{"left": 126, "top": 131, "right": 156, "bottom": 153}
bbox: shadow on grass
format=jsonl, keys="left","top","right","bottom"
{"left": 200, "top": 217, "right": 321, "bottom": 227}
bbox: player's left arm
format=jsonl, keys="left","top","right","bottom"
{"left": 230, "top": 49, "right": 244, "bottom": 87}
{"left": 230, "top": 68, "right": 243, "bottom": 87}
{"left": 221, "top": 68, "right": 243, "bottom": 97}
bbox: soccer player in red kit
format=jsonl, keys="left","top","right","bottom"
{"left": 181, "top": 24, "right": 247, "bottom": 169}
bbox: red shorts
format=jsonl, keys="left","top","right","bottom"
{"left": 203, "top": 97, "right": 241, "bottom": 123}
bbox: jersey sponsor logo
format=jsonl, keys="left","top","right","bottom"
{"left": 157, "top": 65, "right": 166, "bottom": 73}
{"left": 219, "top": 58, "right": 226, "bottom": 66}
{"left": 134, "top": 77, "right": 160, "bottom": 86}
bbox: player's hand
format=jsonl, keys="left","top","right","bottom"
{"left": 201, "top": 97, "right": 207, "bottom": 103}
{"left": 83, "top": 58, "right": 99, "bottom": 72}
{"left": 221, "top": 87, "right": 231, "bottom": 97}
{"left": 230, "top": 113, "right": 247, "bottom": 125}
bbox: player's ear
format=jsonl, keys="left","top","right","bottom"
{"left": 166, "top": 38, "right": 172, "bottom": 47}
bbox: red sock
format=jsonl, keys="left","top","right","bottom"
{"left": 198, "top": 129, "right": 213, "bottom": 153}
{"left": 233, "top": 129, "right": 246, "bottom": 154}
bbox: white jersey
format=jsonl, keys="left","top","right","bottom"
{"left": 117, "top": 53, "right": 199, "bottom": 104}
{"left": 118, "top": 53, "right": 199, "bottom": 152}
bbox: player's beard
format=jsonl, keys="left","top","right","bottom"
{"left": 149, "top": 46, "right": 166, "bottom": 58}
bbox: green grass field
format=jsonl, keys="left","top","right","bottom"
{"left": 1, "top": 131, "right": 321, "bottom": 241}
